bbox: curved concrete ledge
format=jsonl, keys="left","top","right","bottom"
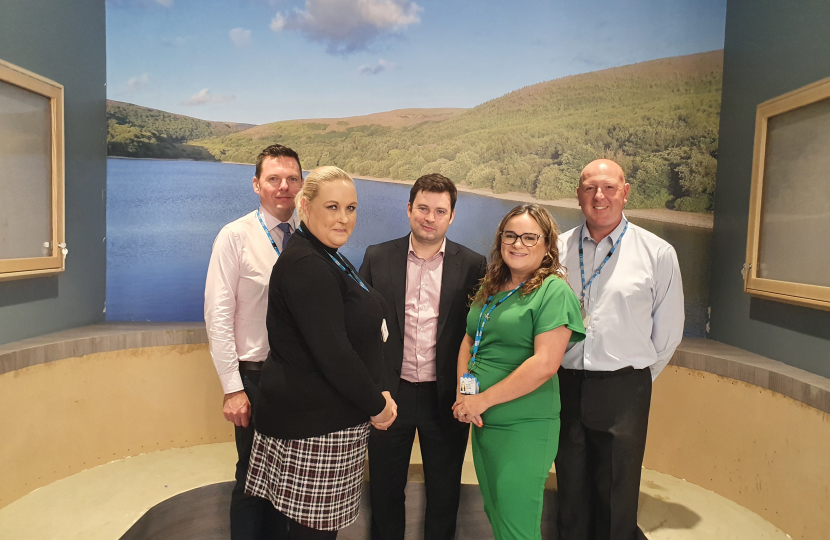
{"left": 2, "top": 324, "right": 828, "bottom": 414}
{"left": 0, "top": 323, "right": 206, "bottom": 376}
{"left": 672, "top": 337, "right": 830, "bottom": 414}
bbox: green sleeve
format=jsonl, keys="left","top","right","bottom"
{"left": 532, "top": 276, "right": 586, "bottom": 343}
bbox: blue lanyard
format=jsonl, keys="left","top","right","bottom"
{"left": 468, "top": 282, "right": 524, "bottom": 373}
{"left": 256, "top": 210, "right": 283, "bottom": 256}
{"left": 296, "top": 224, "right": 369, "bottom": 293}
{"left": 578, "top": 221, "right": 628, "bottom": 306}
{"left": 325, "top": 250, "right": 370, "bottom": 293}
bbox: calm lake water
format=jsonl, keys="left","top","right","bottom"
{"left": 107, "top": 158, "right": 710, "bottom": 336}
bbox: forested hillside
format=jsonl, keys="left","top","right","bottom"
{"left": 107, "top": 101, "right": 254, "bottom": 160}
{"left": 195, "top": 51, "right": 721, "bottom": 211}
{"left": 109, "top": 51, "right": 722, "bottom": 212}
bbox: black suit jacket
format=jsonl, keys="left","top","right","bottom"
{"left": 360, "top": 235, "right": 487, "bottom": 433}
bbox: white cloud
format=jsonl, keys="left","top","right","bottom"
{"left": 155, "top": 0, "right": 173, "bottom": 6}
{"left": 270, "top": 13, "right": 287, "bottom": 31}
{"left": 182, "top": 89, "right": 236, "bottom": 106}
{"left": 229, "top": 28, "right": 252, "bottom": 49}
{"left": 126, "top": 73, "right": 150, "bottom": 94}
{"left": 358, "top": 58, "right": 396, "bottom": 75}
{"left": 271, "top": 0, "right": 422, "bottom": 54}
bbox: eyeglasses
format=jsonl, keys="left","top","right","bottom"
{"left": 501, "top": 231, "right": 544, "bottom": 247}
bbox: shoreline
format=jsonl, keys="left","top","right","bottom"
{"left": 106, "top": 156, "right": 713, "bottom": 229}
{"left": 109, "top": 155, "right": 252, "bottom": 166}
{"left": 351, "top": 174, "right": 714, "bottom": 230}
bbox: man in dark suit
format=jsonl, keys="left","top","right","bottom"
{"left": 360, "top": 173, "right": 487, "bottom": 540}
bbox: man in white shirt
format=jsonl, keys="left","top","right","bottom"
{"left": 556, "top": 159, "right": 684, "bottom": 540}
{"left": 205, "top": 144, "right": 302, "bottom": 540}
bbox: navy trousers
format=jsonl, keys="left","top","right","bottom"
{"left": 555, "top": 367, "right": 652, "bottom": 540}
{"left": 368, "top": 380, "right": 469, "bottom": 540}
{"left": 231, "top": 369, "right": 288, "bottom": 540}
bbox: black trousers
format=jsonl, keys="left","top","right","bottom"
{"left": 282, "top": 512, "right": 338, "bottom": 540}
{"left": 368, "top": 380, "right": 469, "bottom": 540}
{"left": 555, "top": 367, "right": 652, "bottom": 540}
{"left": 231, "top": 369, "right": 288, "bottom": 540}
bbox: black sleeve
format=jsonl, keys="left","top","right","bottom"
{"left": 476, "top": 254, "right": 487, "bottom": 281}
{"left": 281, "top": 255, "right": 387, "bottom": 416}
{"left": 358, "top": 246, "right": 392, "bottom": 392}
{"left": 474, "top": 253, "right": 487, "bottom": 296}
{"left": 359, "top": 246, "right": 374, "bottom": 286}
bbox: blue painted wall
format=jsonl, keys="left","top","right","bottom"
{"left": 2, "top": 0, "right": 828, "bottom": 382}
{"left": 710, "top": 0, "right": 830, "bottom": 377}
{"left": 0, "top": 0, "right": 107, "bottom": 345}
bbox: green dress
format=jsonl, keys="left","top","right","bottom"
{"left": 466, "top": 275, "right": 585, "bottom": 540}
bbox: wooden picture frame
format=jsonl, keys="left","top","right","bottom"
{"left": 0, "top": 58, "right": 65, "bottom": 282}
{"left": 745, "top": 76, "right": 830, "bottom": 310}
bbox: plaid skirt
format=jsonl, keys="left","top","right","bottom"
{"left": 245, "top": 423, "right": 371, "bottom": 531}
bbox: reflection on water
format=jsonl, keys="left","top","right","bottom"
{"left": 107, "top": 159, "right": 709, "bottom": 336}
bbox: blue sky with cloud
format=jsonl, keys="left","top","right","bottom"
{"left": 106, "top": 0, "right": 727, "bottom": 124}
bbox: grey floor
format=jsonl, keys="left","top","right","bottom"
{"left": 119, "top": 481, "right": 560, "bottom": 540}
{"left": 4, "top": 443, "right": 787, "bottom": 540}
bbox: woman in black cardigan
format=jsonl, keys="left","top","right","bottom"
{"left": 245, "top": 166, "right": 397, "bottom": 540}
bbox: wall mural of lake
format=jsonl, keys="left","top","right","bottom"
{"left": 105, "top": 0, "right": 725, "bottom": 337}
{"left": 106, "top": 158, "right": 710, "bottom": 337}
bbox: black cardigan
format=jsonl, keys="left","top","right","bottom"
{"left": 255, "top": 224, "right": 388, "bottom": 440}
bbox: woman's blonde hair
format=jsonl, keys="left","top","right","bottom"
{"left": 472, "top": 204, "right": 566, "bottom": 304}
{"left": 295, "top": 166, "right": 354, "bottom": 222}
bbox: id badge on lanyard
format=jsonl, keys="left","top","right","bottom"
{"left": 460, "top": 373, "right": 479, "bottom": 395}
{"left": 461, "top": 283, "right": 524, "bottom": 395}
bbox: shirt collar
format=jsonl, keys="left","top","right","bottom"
{"left": 581, "top": 214, "right": 629, "bottom": 245}
{"left": 258, "top": 206, "right": 298, "bottom": 232}
{"left": 408, "top": 234, "right": 446, "bottom": 261}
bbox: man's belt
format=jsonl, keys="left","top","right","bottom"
{"left": 560, "top": 366, "right": 646, "bottom": 379}
{"left": 399, "top": 378, "right": 437, "bottom": 387}
{"left": 239, "top": 361, "right": 263, "bottom": 372}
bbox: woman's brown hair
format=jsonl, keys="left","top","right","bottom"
{"left": 472, "top": 204, "right": 566, "bottom": 305}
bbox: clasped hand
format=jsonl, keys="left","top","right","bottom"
{"left": 452, "top": 393, "right": 486, "bottom": 427}
{"left": 371, "top": 391, "right": 398, "bottom": 430}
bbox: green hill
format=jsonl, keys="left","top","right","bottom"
{"left": 106, "top": 100, "right": 255, "bottom": 160}
{"left": 194, "top": 51, "right": 722, "bottom": 212}
{"left": 110, "top": 50, "right": 723, "bottom": 212}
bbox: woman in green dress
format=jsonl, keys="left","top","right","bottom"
{"left": 453, "top": 203, "right": 585, "bottom": 540}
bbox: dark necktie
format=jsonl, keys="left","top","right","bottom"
{"left": 277, "top": 222, "right": 292, "bottom": 251}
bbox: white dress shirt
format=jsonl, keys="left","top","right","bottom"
{"left": 559, "top": 216, "right": 684, "bottom": 380}
{"left": 205, "top": 207, "right": 299, "bottom": 394}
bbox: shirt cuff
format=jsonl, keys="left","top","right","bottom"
{"left": 220, "top": 369, "right": 244, "bottom": 394}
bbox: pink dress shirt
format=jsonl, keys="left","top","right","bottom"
{"left": 400, "top": 235, "right": 446, "bottom": 383}
{"left": 204, "top": 206, "right": 298, "bottom": 394}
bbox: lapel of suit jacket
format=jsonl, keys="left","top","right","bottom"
{"left": 436, "top": 240, "right": 461, "bottom": 343}
{"left": 389, "top": 235, "right": 409, "bottom": 337}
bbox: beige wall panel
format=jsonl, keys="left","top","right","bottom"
{"left": 0, "top": 345, "right": 233, "bottom": 509}
{"left": 645, "top": 366, "right": 830, "bottom": 540}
